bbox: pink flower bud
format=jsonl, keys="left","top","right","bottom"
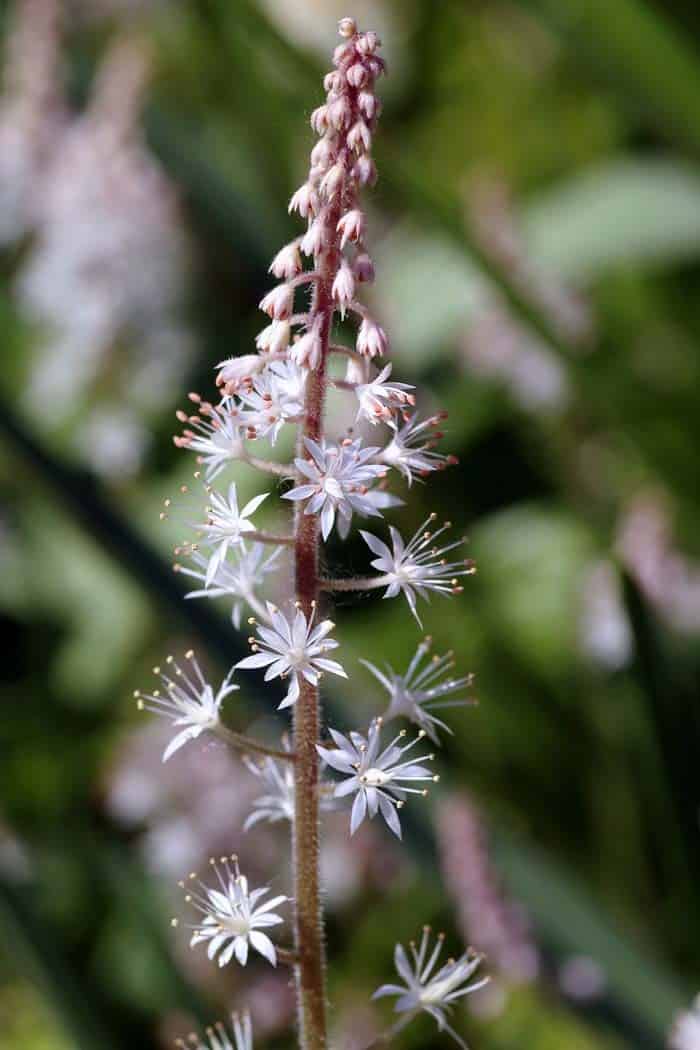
{"left": 269, "top": 241, "right": 302, "bottom": 279}
{"left": 324, "top": 71, "right": 343, "bottom": 93}
{"left": 333, "top": 41, "right": 355, "bottom": 68}
{"left": 290, "top": 327, "right": 323, "bottom": 370}
{"left": 356, "top": 317, "right": 388, "bottom": 358}
{"left": 288, "top": 183, "right": 319, "bottom": 218}
{"left": 344, "top": 355, "right": 368, "bottom": 385}
{"left": 215, "top": 353, "right": 264, "bottom": 389}
{"left": 353, "top": 252, "right": 375, "bottom": 283}
{"left": 367, "top": 56, "right": 386, "bottom": 79}
{"left": 338, "top": 17, "right": 357, "bottom": 38}
{"left": 347, "top": 120, "right": 372, "bottom": 153}
{"left": 357, "top": 90, "right": 377, "bottom": 120}
{"left": 255, "top": 320, "right": 291, "bottom": 354}
{"left": 356, "top": 31, "right": 379, "bottom": 55}
{"left": 319, "top": 162, "right": 345, "bottom": 199}
{"left": 301, "top": 218, "right": 324, "bottom": 257}
{"left": 346, "top": 62, "right": 368, "bottom": 88}
{"left": 328, "top": 95, "right": 351, "bottom": 131}
{"left": 259, "top": 283, "right": 294, "bottom": 320}
{"left": 337, "top": 208, "right": 365, "bottom": 248}
{"left": 310, "top": 105, "right": 329, "bottom": 134}
{"left": 352, "top": 154, "right": 377, "bottom": 187}
{"left": 311, "top": 136, "right": 335, "bottom": 170}
{"left": 332, "top": 261, "right": 355, "bottom": 317}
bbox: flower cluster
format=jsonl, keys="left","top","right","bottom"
{"left": 134, "top": 17, "right": 483, "bottom": 1049}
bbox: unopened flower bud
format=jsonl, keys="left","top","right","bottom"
{"left": 333, "top": 41, "right": 355, "bottom": 68}
{"left": 348, "top": 120, "right": 372, "bottom": 153}
{"left": 352, "top": 154, "right": 376, "bottom": 187}
{"left": 259, "top": 283, "right": 294, "bottom": 320}
{"left": 301, "top": 218, "right": 324, "bottom": 257}
{"left": 328, "top": 95, "right": 351, "bottom": 131}
{"left": 356, "top": 31, "right": 379, "bottom": 55}
{"left": 332, "top": 261, "right": 355, "bottom": 318}
{"left": 358, "top": 90, "right": 378, "bottom": 121}
{"left": 290, "top": 327, "right": 323, "bottom": 370}
{"left": 319, "top": 162, "right": 345, "bottom": 199}
{"left": 338, "top": 16, "right": 357, "bottom": 38}
{"left": 324, "top": 70, "right": 344, "bottom": 93}
{"left": 337, "top": 208, "right": 366, "bottom": 248}
{"left": 310, "top": 105, "right": 329, "bottom": 134}
{"left": 269, "top": 241, "right": 302, "bottom": 279}
{"left": 255, "top": 319, "right": 291, "bottom": 354}
{"left": 346, "top": 62, "right": 368, "bottom": 88}
{"left": 311, "top": 136, "right": 335, "bottom": 170}
{"left": 354, "top": 252, "right": 375, "bottom": 283}
{"left": 216, "top": 353, "right": 264, "bottom": 389}
{"left": 288, "top": 182, "right": 319, "bottom": 218}
{"left": 356, "top": 316, "right": 388, "bottom": 358}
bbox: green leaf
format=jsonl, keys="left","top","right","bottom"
{"left": 524, "top": 159, "right": 700, "bottom": 280}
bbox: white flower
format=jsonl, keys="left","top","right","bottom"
{"left": 337, "top": 208, "right": 365, "bottom": 248}
{"left": 175, "top": 542, "right": 284, "bottom": 629}
{"left": 361, "top": 638, "right": 474, "bottom": 743}
{"left": 288, "top": 182, "right": 318, "bottom": 217}
{"left": 185, "top": 855, "right": 287, "bottom": 967}
{"left": 236, "top": 601, "right": 346, "bottom": 708}
{"left": 134, "top": 651, "right": 237, "bottom": 762}
{"left": 670, "top": 996, "right": 700, "bottom": 1050}
{"left": 356, "top": 316, "right": 388, "bottom": 358}
{"left": 176, "top": 1011, "right": 254, "bottom": 1050}
{"left": 259, "top": 283, "right": 294, "bottom": 320}
{"left": 269, "top": 240, "right": 302, "bottom": 279}
{"left": 243, "top": 747, "right": 296, "bottom": 830}
{"left": 197, "top": 482, "right": 268, "bottom": 587}
{"left": 290, "top": 326, "right": 323, "bottom": 370}
{"left": 372, "top": 928, "right": 488, "bottom": 1049}
{"left": 238, "top": 360, "right": 306, "bottom": 444}
{"left": 255, "top": 319, "right": 291, "bottom": 354}
{"left": 174, "top": 395, "right": 248, "bottom": 481}
{"left": 354, "top": 251, "right": 375, "bottom": 283}
{"left": 301, "top": 218, "right": 324, "bottom": 257}
{"left": 243, "top": 738, "right": 336, "bottom": 829}
{"left": 332, "top": 260, "right": 355, "bottom": 318}
{"left": 317, "top": 719, "right": 436, "bottom": 838}
{"left": 360, "top": 515, "right": 476, "bottom": 626}
{"left": 381, "top": 414, "right": 457, "bottom": 484}
{"left": 216, "top": 354, "right": 267, "bottom": 392}
{"left": 355, "top": 364, "right": 414, "bottom": 424}
{"left": 283, "top": 437, "right": 387, "bottom": 540}
{"left": 347, "top": 120, "right": 371, "bottom": 152}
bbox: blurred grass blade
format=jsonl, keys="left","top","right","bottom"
{"left": 490, "top": 829, "right": 691, "bottom": 1040}
{"left": 621, "top": 572, "right": 700, "bottom": 894}
{"left": 0, "top": 878, "right": 124, "bottom": 1050}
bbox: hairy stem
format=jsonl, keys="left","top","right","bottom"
{"left": 214, "top": 725, "right": 295, "bottom": 762}
{"left": 291, "top": 183, "right": 345, "bottom": 1049}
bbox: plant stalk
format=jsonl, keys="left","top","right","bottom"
{"left": 291, "top": 195, "right": 342, "bottom": 1049}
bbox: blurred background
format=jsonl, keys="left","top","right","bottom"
{"left": 2, "top": 0, "right": 700, "bottom": 1047}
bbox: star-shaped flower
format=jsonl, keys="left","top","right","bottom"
{"left": 380, "top": 415, "right": 457, "bottom": 484}
{"left": 243, "top": 737, "right": 336, "bottom": 829}
{"left": 361, "top": 638, "right": 474, "bottom": 743}
{"left": 174, "top": 395, "right": 249, "bottom": 480}
{"left": 317, "top": 718, "right": 436, "bottom": 838}
{"left": 670, "top": 996, "right": 700, "bottom": 1050}
{"left": 176, "top": 542, "right": 283, "bottom": 629}
{"left": 176, "top": 1011, "right": 254, "bottom": 1050}
{"left": 355, "top": 364, "right": 414, "bottom": 424}
{"left": 134, "top": 651, "right": 237, "bottom": 761}
{"left": 197, "top": 481, "right": 269, "bottom": 586}
{"left": 283, "top": 437, "right": 387, "bottom": 540}
{"left": 360, "top": 515, "right": 476, "bottom": 626}
{"left": 184, "top": 856, "right": 287, "bottom": 968}
{"left": 238, "top": 360, "right": 306, "bottom": 444}
{"left": 372, "top": 927, "right": 488, "bottom": 1049}
{"left": 236, "top": 601, "right": 346, "bottom": 708}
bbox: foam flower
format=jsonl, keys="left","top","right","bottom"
{"left": 236, "top": 601, "right": 346, "bottom": 708}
